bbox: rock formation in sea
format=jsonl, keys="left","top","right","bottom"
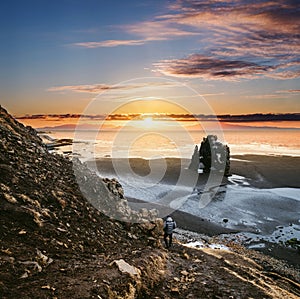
{"left": 189, "top": 135, "right": 231, "bottom": 176}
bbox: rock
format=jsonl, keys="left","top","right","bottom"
{"left": 191, "top": 135, "right": 230, "bottom": 175}
{"left": 113, "top": 259, "right": 141, "bottom": 277}
{"left": 188, "top": 145, "right": 199, "bottom": 170}
{"left": 19, "top": 261, "right": 42, "bottom": 273}
{"left": 170, "top": 286, "right": 180, "bottom": 294}
{"left": 1, "top": 248, "right": 12, "bottom": 255}
{"left": 139, "top": 208, "right": 149, "bottom": 218}
{"left": 41, "top": 285, "right": 55, "bottom": 291}
{"left": 180, "top": 270, "right": 189, "bottom": 276}
{"left": 102, "top": 177, "right": 125, "bottom": 199}
{"left": 182, "top": 252, "right": 190, "bottom": 260}
{"left": 20, "top": 272, "right": 29, "bottom": 279}
{"left": 3, "top": 193, "right": 17, "bottom": 204}
{"left": 36, "top": 249, "right": 53, "bottom": 266}
{"left": 128, "top": 232, "right": 138, "bottom": 240}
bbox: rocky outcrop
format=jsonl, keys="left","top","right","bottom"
{"left": 72, "top": 159, "right": 159, "bottom": 225}
{"left": 0, "top": 105, "right": 164, "bottom": 298}
{"left": 189, "top": 135, "right": 231, "bottom": 176}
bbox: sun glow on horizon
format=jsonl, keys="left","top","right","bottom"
{"left": 142, "top": 116, "right": 153, "bottom": 128}
{"left": 132, "top": 116, "right": 159, "bottom": 130}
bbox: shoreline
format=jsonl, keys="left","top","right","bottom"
{"left": 87, "top": 155, "right": 300, "bottom": 266}
{"left": 127, "top": 196, "right": 238, "bottom": 236}
{"left": 230, "top": 154, "right": 300, "bottom": 188}
{"left": 89, "top": 154, "right": 300, "bottom": 188}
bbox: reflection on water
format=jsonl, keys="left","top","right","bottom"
{"left": 48, "top": 129, "right": 300, "bottom": 159}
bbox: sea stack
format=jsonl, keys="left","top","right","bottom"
{"left": 189, "top": 135, "right": 230, "bottom": 176}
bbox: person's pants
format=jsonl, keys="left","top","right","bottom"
{"left": 164, "top": 233, "right": 173, "bottom": 248}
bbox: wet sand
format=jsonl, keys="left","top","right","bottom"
{"left": 88, "top": 155, "right": 300, "bottom": 266}
{"left": 88, "top": 154, "right": 300, "bottom": 235}
{"left": 91, "top": 154, "right": 300, "bottom": 188}
{"left": 231, "top": 154, "right": 300, "bottom": 188}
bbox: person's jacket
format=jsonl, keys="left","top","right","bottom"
{"left": 163, "top": 217, "right": 176, "bottom": 234}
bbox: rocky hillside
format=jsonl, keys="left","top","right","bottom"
{"left": 0, "top": 106, "right": 163, "bottom": 298}
{"left": 0, "top": 105, "right": 299, "bottom": 298}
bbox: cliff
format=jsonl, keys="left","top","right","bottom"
{"left": 0, "top": 106, "right": 299, "bottom": 298}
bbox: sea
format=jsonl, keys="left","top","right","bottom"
{"left": 45, "top": 128, "right": 300, "bottom": 159}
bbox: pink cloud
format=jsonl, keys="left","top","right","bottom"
{"left": 277, "top": 89, "right": 300, "bottom": 93}
{"left": 73, "top": 39, "right": 147, "bottom": 48}
{"left": 47, "top": 81, "right": 178, "bottom": 94}
{"left": 124, "top": 20, "right": 200, "bottom": 39}
{"left": 47, "top": 84, "right": 116, "bottom": 93}
{"left": 154, "top": 54, "right": 271, "bottom": 80}
{"left": 71, "top": 0, "right": 300, "bottom": 80}
{"left": 152, "top": 0, "right": 300, "bottom": 79}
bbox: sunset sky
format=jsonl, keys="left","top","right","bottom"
{"left": 1, "top": 0, "right": 299, "bottom": 118}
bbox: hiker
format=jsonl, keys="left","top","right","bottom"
{"left": 163, "top": 216, "right": 176, "bottom": 248}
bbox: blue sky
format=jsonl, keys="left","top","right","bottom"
{"left": 0, "top": 0, "right": 299, "bottom": 115}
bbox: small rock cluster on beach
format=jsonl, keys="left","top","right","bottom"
{"left": 1, "top": 105, "right": 299, "bottom": 298}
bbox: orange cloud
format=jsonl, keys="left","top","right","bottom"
{"left": 17, "top": 112, "right": 300, "bottom": 122}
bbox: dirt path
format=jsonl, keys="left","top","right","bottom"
{"left": 145, "top": 243, "right": 300, "bottom": 299}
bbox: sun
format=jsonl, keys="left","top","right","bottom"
{"left": 143, "top": 117, "right": 153, "bottom": 128}
{"left": 129, "top": 116, "right": 156, "bottom": 129}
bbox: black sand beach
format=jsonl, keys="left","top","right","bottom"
{"left": 89, "top": 155, "right": 300, "bottom": 232}
{"left": 231, "top": 155, "right": 300, "bottom": 188}
{"left": 90, "top": 155, "right": 300, "bottom": 188}
{"left": 89, "top": 155, "right": 300, "bottom": 266}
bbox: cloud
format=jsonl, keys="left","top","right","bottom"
{"left": 276, "top": 89, "right": 300, "bottom": 93}
{"left": 47, "top": 84, "right": 119, "bottom": 93}
{"left": 150, "top": 0, "right": 300, "bottom": 80}
{"left": 242, "top": 89, "right": 300, "bottom": 99}
{"left": 167, "top": 0, "right": 300, "bottom": 37}
{"left": 154, "top": 54, "right": 271, "bottom": 80}
{"left": 17, "top": 114, "right": 106, "bottom": 120}
{"left": 217, "top": 113, "right": 300, "bottom": 122}
{"left": 17, "top": 112, "right": 300, "bottom": 122}
{"left": 268, "top": 69, "right": 300, "bottom": 80}
{"left": 47, "top": 81, "right": 178, "bottom": 94}
{"left": 71, "top": 0, "right": 300, "bottom": 79}
{"left": 201, "top": 92, "right": 225, "bottom": 97}
{"left": 73, "top": 20, "right": 200, "bottom": 48}
{"left": 73, "top": 39, "right": 147, "bottom": 48}
{"left": 124, "top": 20, "right": 200, "bottom": 40}
{"left": 243, "top": 94, "right": 286, "bottom": 99}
